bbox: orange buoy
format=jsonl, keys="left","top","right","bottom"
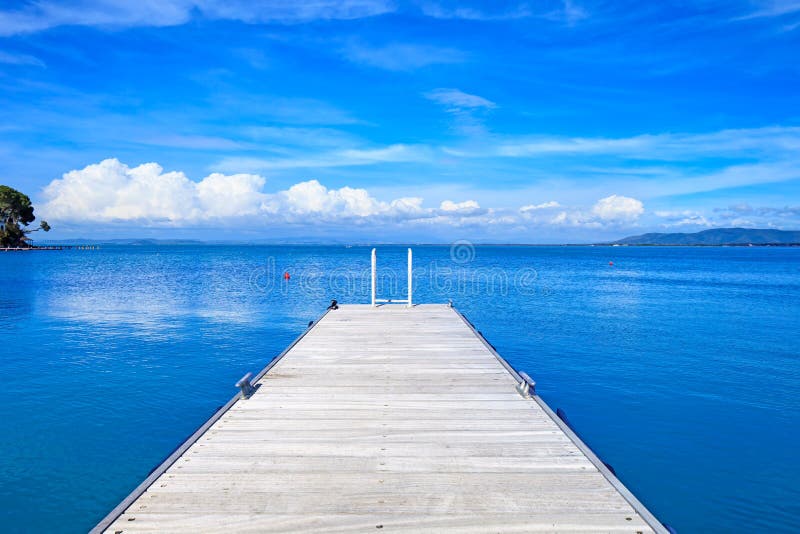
{"left": 284, "top": 272, "right": 291, "bottom": 280}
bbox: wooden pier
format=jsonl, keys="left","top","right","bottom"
{"left": 94, "top": 304, "right": 666, "bottom": 533}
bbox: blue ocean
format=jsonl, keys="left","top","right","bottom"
{"left": 1, "top": 245, "right": 799, "bottom": 532}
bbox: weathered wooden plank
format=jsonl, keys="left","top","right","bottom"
{"left": 121, "top": 493, "right": 637, "bottom": 515}
{"left": 107, "top": 513, "right": 651, "bottom": 533}
{"left": 172, "top": 455, "right": 595, "bottom": 474}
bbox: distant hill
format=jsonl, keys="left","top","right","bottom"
{"left": 612, "top": 228, "right": 800, "bottom": 245}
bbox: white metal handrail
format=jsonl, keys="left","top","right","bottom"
{"left": 371, "top": 248, "right": 412, "bottom": 307}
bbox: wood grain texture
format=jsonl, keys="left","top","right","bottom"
{"left": 102, "top": 304, "right": 661, "bottom": 533}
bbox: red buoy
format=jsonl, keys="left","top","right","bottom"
{"left": 609, "top": 261, "right": 614, "bottom": 266}
{"left": 284, "top": 272, "right": 291, "bottom": 280}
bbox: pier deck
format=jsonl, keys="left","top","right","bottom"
{"left": 97, "top": 304, "right": 664, "bottom": 533}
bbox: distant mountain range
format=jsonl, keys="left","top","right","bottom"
{"left": 613, "top": 228, "right": 800, "bottom": 246}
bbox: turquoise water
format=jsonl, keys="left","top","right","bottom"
{"left": 1, "top": 245, "right": 799, "bottom": 532}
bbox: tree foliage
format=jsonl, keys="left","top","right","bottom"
{"left": 0, "top": 185, "right": 50, "bottom": 247}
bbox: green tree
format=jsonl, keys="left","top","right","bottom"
{"left": 0, "top": 185, "right": 50, "bottom": 247}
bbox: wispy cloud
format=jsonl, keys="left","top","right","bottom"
{"left": 246, "top": 126, "right": 362, "bottom": 147}
{"left": 212, "top": 144, "right": 433, "bottom": 172}
{"left": 558, "top": 0, "right": 588, "bottom": 25}
{"left": 0, "top": 1, "right": 192, "bottom": 36}
{"left": 735, "top": 0, "right": 800, "bottom": 20}
{"left": 424, "top": 88, "right": 496, "bottom": 110}
{"left": 424, "top": 88, "right": 496, "bottom": 136}
{"left": 715, "top": 203, "right": 800, "bottom": 217}
{"left": 212, "top": 96, "right": 362, "bottom": 125}
{"left": 200, "top": 0, "right": 395, "bottom": 24}
{"left": 418, "top": 0, "right": 587, "bottom": 24}
{"left": 133, "top": 134, "right": 247, "bottom": 151}
{"left": 0, "top": 50, "right": 45, "bottom": 67}
{"left": 342, "top": 42, "right": 466, "bottom": 70}
{"left": 418, "top": 2, "right": 533, "bottom": 20}
{"left": 463, "top": 126, "right": 800, "bottom": 160}
{"left": 0, "top": 0, "right": 592, "bottom": 36}
{"left": 0, "top": 0, "right": 395, "bottom": 36}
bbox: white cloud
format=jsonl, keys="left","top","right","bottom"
{"left": 196, "top": 173, "right": 267, "bottom": 217}
{"left": 42, "top": 159, "right": 265, "bottom": 223}
{"left": 342, "top": 42, "right": 465, "bottom": 71}
{"left": 271, "top": 180, "right": 428, "bottom": 222}
{"left": 592, "top": 195, "right": 644, "bottom": 221}
{"left": 425, "top": 88, "right": 496, "bottom": 110}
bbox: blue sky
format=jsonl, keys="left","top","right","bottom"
{"left": 1, "top": 0, "right": 799, "bottom": 242}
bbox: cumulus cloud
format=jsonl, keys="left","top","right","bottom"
{"left": 39, "top": 159, "right": 658, "bottom": 235}
{"left": 40, "top": 159, "right": 472, "bottom": 227}
{"left": 42, "top": 159, "right": 266, "bottom": 223}
{"left": 592, "top": 195, "right": 644, "bottom": 221}
{"left": 272, "top": 180, "right": 425, "bottom": 220}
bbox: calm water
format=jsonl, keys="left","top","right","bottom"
{"left": 1, "top": 245, "right": 799, "bottom": 532}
